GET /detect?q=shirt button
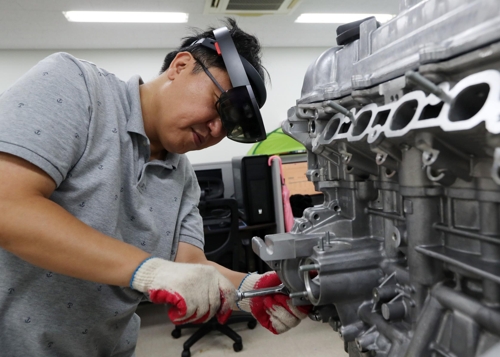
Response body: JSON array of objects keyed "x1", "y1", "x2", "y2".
[{"x1": 143, "y1": 139, "x2": 148, "y2": 146}]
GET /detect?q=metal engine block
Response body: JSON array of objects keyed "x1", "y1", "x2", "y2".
[{"x1": 252, "y1": 1, "x2": 500, "y2": 356}]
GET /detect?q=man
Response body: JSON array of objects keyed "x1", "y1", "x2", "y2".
[{"x1": 0, "y1": 19, "x2": 308, "y2": 356}]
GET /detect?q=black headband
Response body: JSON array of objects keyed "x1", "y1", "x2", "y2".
[{"x1": 191, "y1": 28, "x2": 267, "y2": 108}]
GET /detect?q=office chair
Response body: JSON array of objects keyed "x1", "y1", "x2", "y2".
[{"x1": 171, "y1": 197, "x2": 257, "y2": 357}]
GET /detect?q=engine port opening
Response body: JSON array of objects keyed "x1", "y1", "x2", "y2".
[
  {"x1": 449, "y1": 83, "x2": 489, "y2": 122},
  {"x1": 304, "y1": 264, "x2": 320, "y2": 305},
  {"x1": 308, "y1": 120, "x2": 316, "y2": 134},
  {"x1": 385, "y1": 168, "x2": 396, "y2": 177},
  {"x1": 309, "y1": 270, "x2": 318, "y2": 279},
  {"x1": 390, "y1": 100, "x2": 418, "y2": 130},
  {"x1": 338, "y1": 121, "x2": 351, "y2": 134},
  {"x1": 419, "y1": 102, "x2": 444, "y2": 120},
  {"x1": 352, "y1": 111, "x2": 372, "y2": 136},
  {"x1": 372, "y1": 110, "x2": 390, "y2": 127},
  {"x1": 324, "y1": 119, "x2": 340, "y2": 141}
]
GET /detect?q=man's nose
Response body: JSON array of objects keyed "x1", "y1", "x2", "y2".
[{"x1": 207, "y1": 117, "x2": 225, "y2": 138}]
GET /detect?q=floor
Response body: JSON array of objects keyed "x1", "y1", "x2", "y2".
[{"x1": 135, "y1": 303, "x2": 348, "y2": 357}]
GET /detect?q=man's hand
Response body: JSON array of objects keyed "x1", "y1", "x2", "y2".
[
  {"x1": 236, "y1": 272, "x2": 310, "y2": 334},
  {"x1": 131, "y1": 257, "x2": 235, "y2": 324}
]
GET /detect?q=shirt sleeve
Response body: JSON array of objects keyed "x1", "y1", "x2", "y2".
[
  {"x1": 0, "y1": 52, "x2": 91, "y2": 186},
  {"x1": 176, "y1": 157, "x2": 205, "y2": 250}
]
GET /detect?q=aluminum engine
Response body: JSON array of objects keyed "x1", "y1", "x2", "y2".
[{"x1": 252, "y1": 0, "x2": 500, "y2": 356}]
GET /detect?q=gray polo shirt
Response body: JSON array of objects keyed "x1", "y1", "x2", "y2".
[{"x1": 0, "y1": 52, "x2": 204, "y2": 356}]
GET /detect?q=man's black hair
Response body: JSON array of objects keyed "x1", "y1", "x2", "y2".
[{"x1": 159, "y1": 18, "x2": 267, "y2": 84}]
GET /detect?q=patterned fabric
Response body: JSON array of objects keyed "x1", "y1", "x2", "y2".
[{"x1": 0, "y1": 52, "x2": 204, "y2": 356}]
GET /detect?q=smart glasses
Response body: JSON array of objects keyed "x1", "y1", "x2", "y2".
[{"x1": 191, "y1": 27, "x2": 267, "y2": 143}]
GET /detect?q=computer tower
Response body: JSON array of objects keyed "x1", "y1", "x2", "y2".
[{"x1": 232, "y1": 155, "x2": 275, "y2": 225}]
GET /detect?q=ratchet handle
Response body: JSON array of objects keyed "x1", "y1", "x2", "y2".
[{"x1": 236, "y1": 283, "x2": 289, "y2": 301}]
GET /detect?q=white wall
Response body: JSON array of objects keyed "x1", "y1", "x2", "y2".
[{"x1": 0, "y1": 47, "x2": 327, "y2": 164}]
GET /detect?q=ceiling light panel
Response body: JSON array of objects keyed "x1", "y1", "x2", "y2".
[
  {"x1": 295, "y1": 13, "x2": 395, "y2": 24},
  {"x1": 63, "y1": 11, "x2": 189, "y2": 23}
]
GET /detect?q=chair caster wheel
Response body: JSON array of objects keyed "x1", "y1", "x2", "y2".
[
  {"x1": 171, "y1": 329, "x2": 181, "y2": 339},
  {"x1": 247, "y1": 320, "x2": 257, "y2": 329},
  {"x1": 233, "y1": 342, "x2": 243, "y2": 352},
  {"x1": 181, "y1": 349, "x2": 191, "y2": 357}
]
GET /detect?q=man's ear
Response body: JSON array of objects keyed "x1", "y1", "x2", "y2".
[{"x1": 166, "y1": 52, "x2": 195, "y2": 80}]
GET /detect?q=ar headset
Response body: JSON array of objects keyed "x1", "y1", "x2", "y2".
[{"x1": 191, "y1": 27, "x2": 267, "y2": 143}]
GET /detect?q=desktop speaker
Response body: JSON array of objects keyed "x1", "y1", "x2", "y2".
[{"x1": 232, "y1": 155, "x2": 275, "y2": 225}]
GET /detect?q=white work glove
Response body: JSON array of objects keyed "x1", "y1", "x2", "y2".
[
  {"x1": 236, "y1": 271, "x2": 311, "y2": 334},
  {"x1": 131, "y1": 257, "x2": 235, "y2": 324}
]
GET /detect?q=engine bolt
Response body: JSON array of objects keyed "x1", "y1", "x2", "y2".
[
  {"x1": 324, "y1": 100, "x2": 354, "y2": 120},
  {"x1": 372, "y1": 286, "x2": 398, "y2": 303},
  {"x1": 405, "y1": 71, "x2": 452, "y2": 103},
  {"x1": 299, "y1": 264, "x2": 320, "y2": 272},
  {"x1": 289, "y1": 291, "x2": 308, "y2": 298},
  {"x1": 382, "y1": 301, "x2": 406, "y2": 320}
]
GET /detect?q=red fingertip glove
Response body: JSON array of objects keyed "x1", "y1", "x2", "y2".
[{"x1": 237, "y1": 272, "x2": 311, "y2": 334}]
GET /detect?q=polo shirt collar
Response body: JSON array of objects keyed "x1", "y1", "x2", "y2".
[
  {"x1": 126, "y1": 75, "x2": 147, "y2": 137},
  {"x1": 126, "y1": 75, "x2": 181, "y2": 169}
]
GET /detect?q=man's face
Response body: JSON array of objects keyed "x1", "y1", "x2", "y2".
[{"x1": 152, "y1": 53, "x2": 231, "y2": 155}]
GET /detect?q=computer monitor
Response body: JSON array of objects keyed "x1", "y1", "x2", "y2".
[
  {"x1": 192, "y1": 161, "x2": 235, "y2": 199},
  {"x1": 194, "y1": 168, "x2": 224, "y2": 200},
  {"x1": 231, "y1": 155, "x2": 275, "y2": 225}
]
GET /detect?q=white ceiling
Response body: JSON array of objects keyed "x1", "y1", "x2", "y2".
[{"x1": 0, "y1": 0, "x2": 400, "y2": 50}]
